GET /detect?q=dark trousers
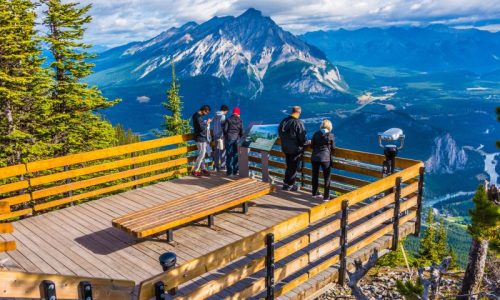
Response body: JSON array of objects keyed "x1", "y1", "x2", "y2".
[
  {"x1": 312, "y1": 161, "x2": 332, "y2": 199},
  {"x1": 284, "y1": 153, "x2": 301, "y2": 187},
  {"x1": 226, "y1": 140, "x2": 239, "y2": 175}
]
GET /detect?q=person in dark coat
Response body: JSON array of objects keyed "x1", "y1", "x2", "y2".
[
  {"x1": 224, "y1": 107, "x2": 243, "y2": 176},
  {"x1": 192, "y1": 105, "x2": 212, "y2": 176},
  {"x1": 310, "y1": 120, "x2": 335, "y2": 201},
  {"x1": 278, "y1": 106, "x2": 307, "y2": 191}
]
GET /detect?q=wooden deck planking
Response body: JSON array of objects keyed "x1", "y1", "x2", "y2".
[{"x1": 2, "y1": 174, "x2": 321, "y2": 283}]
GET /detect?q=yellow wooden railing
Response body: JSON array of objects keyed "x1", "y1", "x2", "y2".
[
  {"x1": 135, "y1": 143, "x2": 424, "y2": 300},
  {"x1": 0, "y1": 134, "x2": 197, "y2": 221},
  {"x1": 0, "y1": 134, "x2": 424, "y2": 299}
]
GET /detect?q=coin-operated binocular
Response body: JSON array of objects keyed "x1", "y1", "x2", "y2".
[{"x1": 378, "y1": 128, "x2": 405, "y2": 176}]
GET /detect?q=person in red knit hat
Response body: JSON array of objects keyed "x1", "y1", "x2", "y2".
[{"x1": 224, "y1": 107, "x2": 243, "y2": 176}]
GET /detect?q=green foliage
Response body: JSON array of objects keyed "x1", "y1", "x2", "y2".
[
  {"x1": 42, "y1": 0, "x2": 119, "y2": 155},
  {"x1": 435, "y1": 218, "x2": 449, "y2": 260},
  {"x1": 159, "y1": 60, "x2": 191, "y2": 137},
  {"x1": 114, "y1": 124, "x2": 140, "y2": 146},
  {"x1": 416, "y1": 208, "x2": 457, "y2": 266},
  {"x1": 377, "y1": 240, "x2": 415, "y2": 267},
  {"x1": 0, "y1": 0, "x2": 53, "y2": 166},
  {"x1": 417, "y1": 208, "x2": 438, "y2": 265},
  {"x1": 468, "y1": 185, "x2": 500, "y2": 242},
  {"x1": 396, "y1": 278, "x2": 424, "y2": 300},
  {"x1": 448, "y1": 247, "x2": 459, "y2": 270}
]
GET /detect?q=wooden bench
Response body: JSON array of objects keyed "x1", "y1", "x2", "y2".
[{"x1": 112, "y1": 178, "x2": 275, "y2": 241}]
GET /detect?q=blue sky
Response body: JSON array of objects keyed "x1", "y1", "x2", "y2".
[{"x1": 70, "y1": 0, "x2": 500, "y2": 47}]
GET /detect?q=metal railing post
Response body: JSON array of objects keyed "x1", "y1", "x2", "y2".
[
  {"x1": 41, "y1": 280, "x2": 57, "y2": 300},
  {"x1": 414, "y1": 167, "x2": 425, "y2": 237},
  {"x1": 265, "y1": 233, "x2": 275, "y2": 300},
  {"x1": 338, "y1": 200, "x2": 349, "y2": 286},
  {"x1": 261, "y1": 151, "x2": 270, "y2": 183},
  {"x1": 392, "y1": 177, "x2": 402, "y2": 250},
  {"x1": 239, "y1": 146, "x2": 250, "y2": 178},
  {"x1": 79, "y1": 281, "x2": 93, "y2": 300},
  {"x1": 131, "y1": 152, "x2": 138, "y2": 189}
]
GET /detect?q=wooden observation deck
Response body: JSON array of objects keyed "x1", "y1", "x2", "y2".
[{"x1": 0, "y1": 134, "x2": 424, "y2": 300}]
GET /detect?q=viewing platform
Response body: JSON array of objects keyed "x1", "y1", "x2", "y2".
[{"x1": 0, "y1": 134, "x2": 424, "y2": 300}]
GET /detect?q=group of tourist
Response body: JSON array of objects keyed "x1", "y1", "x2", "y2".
[
  {"x1": 191, "y1": 105, "x2": 335, "y2": 201},
  {"x1": 191, "y1": 104, "x2": 243, "y2": 177}
]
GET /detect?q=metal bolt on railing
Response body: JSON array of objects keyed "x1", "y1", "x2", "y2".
[
  {"x1": 79, "y1": 281, "x2": 93, "y2": 300},
  {"x1": 41, "y1": 280, "x2": 56, "y2": 300}
]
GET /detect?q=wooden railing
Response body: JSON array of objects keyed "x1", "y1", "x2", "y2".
[
  {"x1": 0, "y1": 134, "x2": 197, "y2": 221},
  {"x1": 0, "y1": 271, "x2": 135, "y2": 299},
  {"x1": 136, "y1": 144, "x2": 424, "y2": 300},
  {"x1": 0, "y1": 134, "x2": 424, "y2": 299}
]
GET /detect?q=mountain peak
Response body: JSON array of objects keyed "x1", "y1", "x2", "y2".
[{"x1": 239, "y1": 8, "x2": 263, "y2": 18}]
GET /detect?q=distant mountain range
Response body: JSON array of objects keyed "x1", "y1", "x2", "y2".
[
  {"x1": 87, "y1": 8, "x2": 354, "y2": 134},
  {"x1": 300, "y1": 25, "x2": 500, "y2": 74}
]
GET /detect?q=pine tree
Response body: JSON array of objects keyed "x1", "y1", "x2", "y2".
[
  {"x1": 159, "y1": 60, "x2": 191, "y2": 137},
  {"x1": 42, "y1": 0, "x2": 119, "y2": 155},
  {"x1": 0, "y1": 0, "x2": 53, "y2": 166},
  {"x1": 459, "y1": 184, "x2": 500, "y2": 298},
  {"x1": 114, "y1": 124, "x2": 140, "y2": 146},
  {"x1": 417, "y1": 208, "x2": 439, "y2": 265},
  {"x1": 448, "y1": 247, "x2": 459, "y2": 271},
  {"x1": 435, "y1": 219, "x2": 449, "y2": 260}
]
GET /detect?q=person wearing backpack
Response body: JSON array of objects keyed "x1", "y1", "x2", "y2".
[
  {"x1": 310, "y1": 119, "x2": 335, "y2": 201},
  {"x1": 224, "y1": 107, "x2": 243, "y2": 176},
  {"x1": 212, "y1": 105, "x2": 229, "y2": 172},
  {"x1": 278, "y1": 106, "x2": 307, "y2": 191}
]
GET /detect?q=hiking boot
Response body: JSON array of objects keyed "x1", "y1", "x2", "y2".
[
  {"x1": 290, "y1": 185, "x2": 301, "y2": 192},
  {"x1": 282, "y1": 184, "x2": 292, "y2": 191},
  {"x1": 192, "y1": 170, "x2": 203, "y2": 177},
  {"x1": 201, "y1": 169, "x2": 211, "y2": 176}
]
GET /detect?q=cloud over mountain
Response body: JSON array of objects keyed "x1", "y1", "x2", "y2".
[{"x1": 72, "y1": 0, "x2": 500, "y2": 47}]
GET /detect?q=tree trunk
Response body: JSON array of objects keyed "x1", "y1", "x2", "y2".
[{"x1": 458, "y1": 238, "x2": 489, "y2": 299}]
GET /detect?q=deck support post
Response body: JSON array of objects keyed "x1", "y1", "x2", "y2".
[
  {"x1": 261, "y1": 151, "x2": 270, "y2": 182},
  {"x1": 41, "y1": 280, "x2": 57, "y2": 300},
  {"x1": 242, "y1": 202, "x2": 249, "y2": 214},
  {"x1": 265, "y1": 233, "x2": 275, "y2": 300},
  {"x1": 414, "y1": 167, "x2": 425, "y2": 237},
  {"x1": 239, "y1": 146, "x2": 250, "y2": 178},
  {"x1": 338, "y1": 200, "x2": 349, "y2": 286},
  {"x1": 79, "y1": 281, "x2": 93, "y2": 300},
  {"x1": 166, "y1": 229, "x2": 173, "y2": 243},
  {"x1": 392, "y1": 177, "x2": 402, "y2": 250},
  {"x1": 208, "y1": 214, "x2": 214, "y2": 228}
]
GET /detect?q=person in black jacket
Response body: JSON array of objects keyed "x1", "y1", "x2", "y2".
[
  {"x1": 311, "y1": 120, "x2": 335, "y2": 201},
  {"x1": 278, "y1": 106, "x2": 307, "y2": 191},
  {"x1": 192, "y1": 105, "x2": 212, "y2": 177},
  {"x1": 224, "y1": 107, "x2": 243, "y2": 176}
]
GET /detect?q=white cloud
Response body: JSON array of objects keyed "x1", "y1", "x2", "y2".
[
  {"x1": 136, "y1": 96, "x2": 151, "y2": 103},
  {"x1": 58, "y1": 0, "x2": 500, "y2": 47}
]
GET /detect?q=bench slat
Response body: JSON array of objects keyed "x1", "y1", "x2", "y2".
[
  {"x1": 116, "y1": 179, "x2": 259, "y2": 229},
  {"x1": 126, "y1": 182, "x2": 268, "y2": 232},
  {"x1": 112, "y1": 178, "x2": 274, "y2": 238},
  {"x1": 112, "y1": 177, "x2": 254, "y2": 225}
]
